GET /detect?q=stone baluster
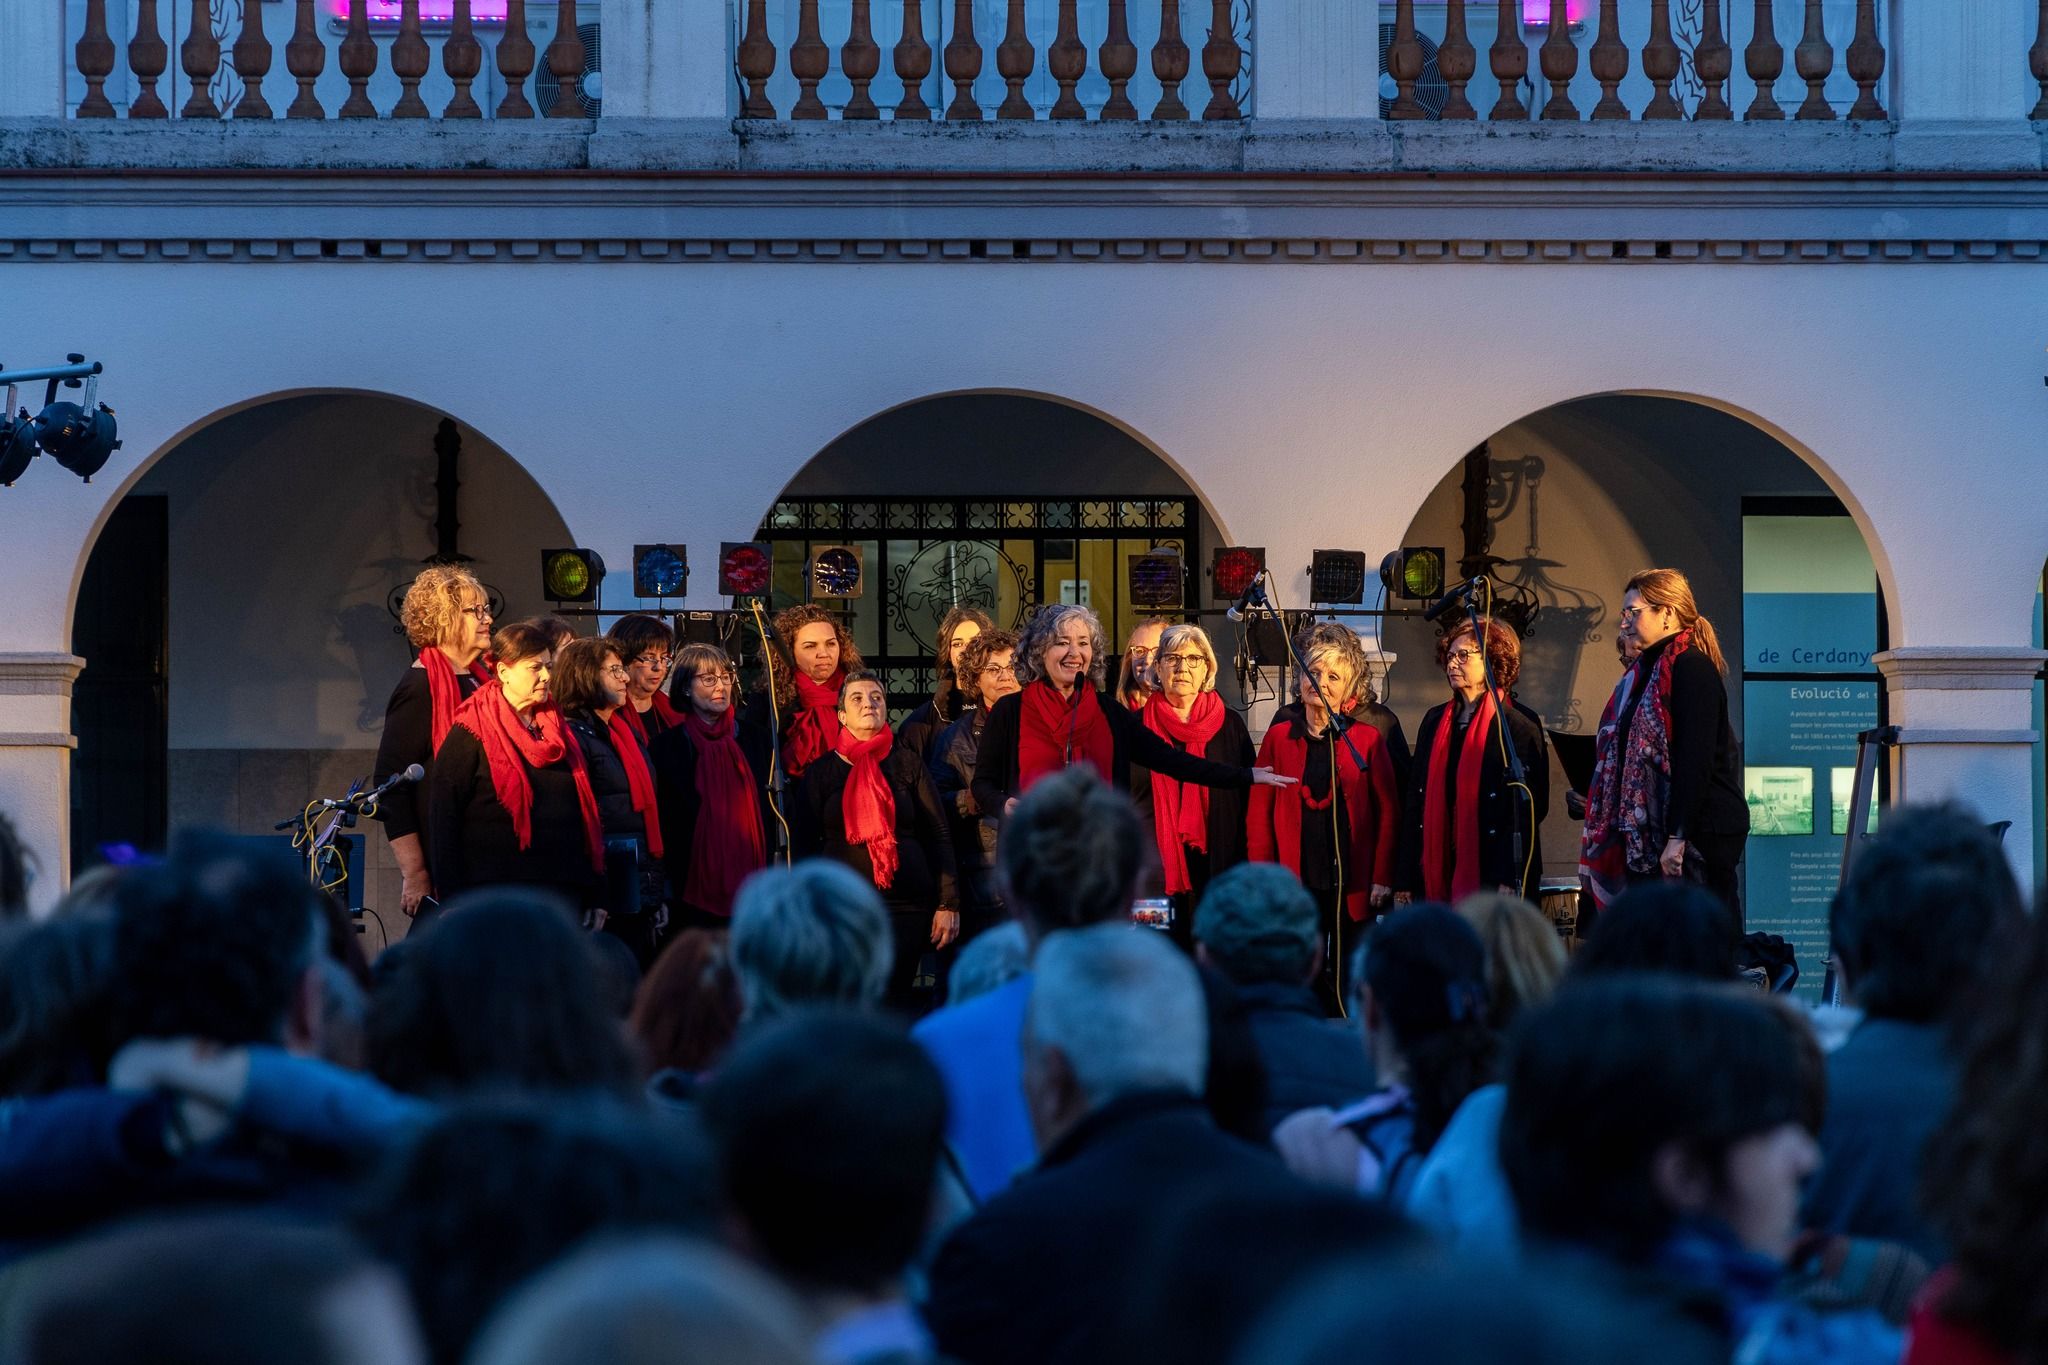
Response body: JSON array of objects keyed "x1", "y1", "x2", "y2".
[
  {"x1": 1844, "y1": 0, "x2": 1884, "y2": 120},
  {"x1": 1099, "y1": 0, "x2": 1138, "y2": 119},
  {"x1": 895, "y1": 0, "x2": 934, "y2": 118},
  {"x1": 338, "y1": 0, "x2": 377, "y2": 116},
  {"x1": 943, "y1": 0, "x2": 983, "y2": 119},
  {"x1": 1539, "y1": 0, "x2": 1578, "y2": 120},
  {"x1": 1743, "y1": 0, "x2": 1784, "y2": 119},
  {"x1": 1201, "y1": 0, "x2": 1241, "y2": 119},
  {"x1": 1386, "y1": 0, "x2": 1424, "y2": 119},
  {"x1": 843, "y1": 0, "x2": 882, "y2": 118},
  {"x1": 1152, "y1": 0, "x2": 1190, "y2": 119},
  {"x1": 738, "y1": 0, "x2": 777, "y2": 117},
  {"x1": 1641, "y1": 0, "x2": 1680, "y2": 118},
  {"x1": 1794, "y1": 0, "x2": 1834, "y2": 119},
  {"x1": 391, "y1": 0, "x2": 430, "y2": 117},
  {"x1": 231, "y1": 0, "x2": 275, "y2": 117},
  {"x1": 180, "y1": 0, "x2": 221, "y2": 117},
  {"x1": 497, "y1": 0, "x2": 537, "y2": 116},
  {"x1": 1048, "y1": 0, "x2": 1086, "y2": 119},
  {"x1": 443, "y1": 0, "x2": 483, "y2": 117},
  {"x1": 1694, "y1": 0, "x2": 1731, "y2": 118},
  {"x1": 1489, "y1": 0, "x2": 1529, "y2": 120},
  {"x1": 1436, "y1": 0, "x2": 1477, "y2": 120},
  {"x1": 1588, "y1": 0, "x2": 1628, "y2": 119},
  {"x1": 127, "y1": 0, "x2": 169, "y2": 117},
  {"x1": 996, "y1": 0, "x2": 1034, "y2": 119},
  {"x1": 286, "y1": 0, "x2": 324, "y2": 118},
  {"x1": 75, "y1": 0, "x2": 116, "y2": 117},
  {"x1": 790, "y1": 0, "x2": 829, "y2": 119},
  {"x1": 546, "y1": 0, "x2": 584, "y2": 117}
]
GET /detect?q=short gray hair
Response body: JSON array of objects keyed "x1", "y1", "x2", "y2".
[
  {"x1": 1193, "y1": 863, "x2": 1320, "y2": 986},
  {"x1": 729, "y1": 862, "x2": 892, "y2": 1021},
  {"x1": 946, "y1": 922, "x2": 1031, "y2": 1006},
  {"x1": 1014, "y1": 604, "x2": 1110, "y2": 691},
  {"x1": 1027, "y1": 924, "x2": 1206, "y2": 1107},
  {"x1": 1146, "y1": 622, "x2": 1220, "y2": 694}
]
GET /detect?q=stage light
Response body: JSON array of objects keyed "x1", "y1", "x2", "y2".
[
  {"x1": 0, "y1": 414, "x2": 35, "y2": 486},
  {"x1": 1378, "y1": 547, "x2": 1446, "y2": 601},
  {"x1": 0, "y1": 356, "x2": 119, "y2": 488},
  {"x1": 808, "y1": 545, "x2": 864, "y2": 600},
  {"x1": 541, "y1": 547, "x2": 605, "y2": 603},
  {"x1": 1309, "y1": 550, "x2": 1370, "y2": 605},
  {"x1": 633, "y1": 544, "x2": 688, "y2": 599},
  {"x1": 1211, "y1": 546, "x2": 1265, "y2": 603},
  {"x1": 35, "y1": 400, "x2": 120, "y2": 482},
  {"x1": 1128, "y1": 550, "x2": 1185, "y2": 610},
  {"x1": 718, "y1": 542, "x2": 773, "y2": 598}
]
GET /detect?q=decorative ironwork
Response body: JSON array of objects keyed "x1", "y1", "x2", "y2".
[{"x1": 886, "y1": 538, "x2": 1036, "y2": 655}]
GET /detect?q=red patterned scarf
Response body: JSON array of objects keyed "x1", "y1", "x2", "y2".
[
  {"x1": 681, "y1": 705, "x2": 767, "y2": 917},
  {"x1": 783, "y1": 671, "x2": 845, "y2": 778},
  {"x1": 1142, "y1": 693, "x2": 1226, "y2": 895},
  {"x1": 604, "y1": 711, "x2": 665, "y2": 860},
  {"x1": 422, "y1": 648, "x2": 490, "y2": 753},
  {"x1": 1580, "y1": 631, "x2": 1690, "y2": 911},
  {"x1": 1421, "y1": 692, "x2": 1496, "y2": 903},
  {"x1": 836, "y1": 728, "x2": 899, "y2": 891},
  {"x1": 1018, "y1": 680, "x2": 1114, "y2": 790},
  {"x1": 450, "y1": 682, "x2": 604, "y2": 873}
]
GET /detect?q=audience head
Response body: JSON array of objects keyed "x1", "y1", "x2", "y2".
[
  {"x1": 0, "y1": 912, "x2": 116, "y2": 1096},
  {"x1": 587, "y1": 932, "x2": 643, "y2": 1021},
  {"x1": 1025, "y1": 924, "x2": 1206, "y2": 1151},
  {"x1": 355, "y1": 1097, "x2": 715, "y2": 1365},
  {"x1": 1571, "y1": 882, "x2": 1737, "y2": 981},
  {"x1": 997, "y1": 766, "x2": 1146, "y2": 946},
  {"x1": 1196, "y1": 961, "x2": 1270, "y2": 1143},
  {"x1": 399, "y1": 562, "x2": 491, "y2": 660},
  {"x1": 11, "y1": 1215, "x2": 424, "y2": 1365},
  {"x1": 946, "y1": 920, "x2": 1031, "y2": 1006},
  {"x1": 931, "y1": 605, "x2": 995, "y2": 711},
  {"x1": 1502, "y1": 976, "x2": 1812, "y2": 1263},
  {"x1": 1017, "y1": 603, "x2": 1110, "y2": 694},
  {"x1": 1453, "y1": 891, "x2": 1566, "y2": 1030},
  {"x1": 0, "y1": 811, "x2": 31, "y2": 920},
  {"x1": 960, "y1": 627, "x2": 1022, "y2": 711},
  {"x1": 629, "y1": 928, "x2": 742, "y2": 1076},
  {"x1": 51, "y1": 862, "x2": 127, "y2": 920},
  {"x1": 550, "y1": 636, "x2": 626, "y2": 716},
  {"x1": 110, "y1": 833, "x2": 326, "y2": 1052},
  {"x1": 365, "y1": 889, "x2": 639, "y2": 1101},
  {"x1": 466, "y1": 1237, "x2": 810, "y2": 1365},
  {"x1": 728, "y1": 862, "x2": 892, "y2": 1022},
  {"x1": 1351, "y1": 903, "x2": 1495, "y2": 1152},
  {"x1": 1830, "y1": 801, "x2": 2024, "y2": 1024},
  {"x1": 1194, "y1": 863, "x2": 1321, "y2": 988},
  {"x1": 701, "y1": 1011, "x2": 946, "y2": 1299}
]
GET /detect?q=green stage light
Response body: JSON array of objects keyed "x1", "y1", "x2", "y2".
[{"x1": 541, "y1": 547, "x2": 605, "y2": 603}]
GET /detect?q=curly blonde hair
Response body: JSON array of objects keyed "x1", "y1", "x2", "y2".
[
  {"x1": 1014, "y1": 604, "x2": 1110, "y2": 692},
  {"x1": 1294, "y1": 621, "x2": 1375, "y2": 714},
  {"x1": 399, "y1": 565, "x2": 486, "y2": 652}
]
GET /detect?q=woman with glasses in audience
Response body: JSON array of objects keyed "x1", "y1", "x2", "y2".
[
  {"x1": 1129, "y1": 623, "x2": 1254, "y2": 940},
  {"x1": 375, "y1": 565, "x2": 495, "y2": 919},
  {"x1": 898, "y1": 606, "x2": 995, "y2": 767},
  {"x1": 651, "y1": 644, "x2": 774, "y2": 933},
  {"x1": 607, "y1": 614, "x2": 682, "y2": 745},
  {"x1": 931, "y1": 628, "x2": 1021, "y2": 929},
  {"x1": 554, "y1": 637, "x2": 668, "y2": 958},
  {"x1": 1395, "y1": 618, "x2": 1550, "y2": 906}
]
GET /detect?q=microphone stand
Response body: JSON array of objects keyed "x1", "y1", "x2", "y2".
[{"x1": 1460, "y1": 580, "x2": 1531, "y2": 884}]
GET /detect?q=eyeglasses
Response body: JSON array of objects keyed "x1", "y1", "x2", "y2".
[
  {"x1": 981, "y1": 664, "x2": 1017, "y2": 679},
  {"x1": 1445, "y1": 648, "x2": 1482, "y2": 665},
  {"x1": 1618, "y1": 605, "x2": 1661, "y2": 624},
  {"x1": 1159, "y1": 653, "x2": 1207, "y2": 671},
  {"x1": 632, "y1": 653, "x2": 672, "y2": 670},
  {"x1": 602, "y1": 665, "x2": 630, "y2": 680},
  {"x1": 694, "y1": 671, "x2": 739, "y2": 688},
  {"x1": 459, "y1": 605, "x2": 493, "y2": 622}
]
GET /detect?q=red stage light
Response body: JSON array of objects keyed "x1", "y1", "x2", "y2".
[
  {"x1": 1211, "y1": 546, "x2": 1265, "y2": 603},
  {"x1": 718, "y1": 542, "x2": 773, "y2": 597}
]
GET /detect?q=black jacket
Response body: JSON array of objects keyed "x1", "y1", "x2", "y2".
[
  {"x1": 1127, "y1": 703, "x2": 1256, "y2": 896},
  {"x1": 898, "y1": 690, "x2": 968, "y2": 769},
  {"x1": 925, "y1": 1091, "x2": 1309, "y2": 1365},
  {"x1": 792, "y1": 743, "x2": 959, "y2": 913},
  {"x1": 1618, "y1": 635, "x2": 1750, "y2": 841},
  {"x1": 971, "y1": 686, "x2": 1251, "y2": 819},
  {"x1": 370, "y1": 661, "x2": 482, "y2": 849},
  {"x1": 648, "y1": 715, "x2": 778, "y2": 911},
  {"x1": 562, "y1": 710, "x2": 644, "y2": 839},
  {"x1": 1396, "y1": 697, "x2": 1552, "y2": 900},
  {"x1": 931, "y1": 706, "x2": 1001, "y2": 911},
  {"x1": 424, "y1": 722, "x2": 597, "y2": 902},
  {"x1": 1358, "y1": 698, "x2": 1414, "y2": 795},
  {"x1": 1233, "y1": 980, "x2": 1376, "y2": 1135}
]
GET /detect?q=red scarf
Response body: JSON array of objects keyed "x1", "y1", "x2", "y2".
[
  {"x1": 783, "y1": 672, "x2": 845, "y2": 778},
  {"x1": 1142, "y1": 693, "x2": 1227, "y2": 895},
  {"x1": 421, "y1": 648, "x2": 490, "y2": 753},
  {"x1": 449, "y1": 682, "x2": 604, "y2": 874},
  {"x1": 604, "y1": 711, "x2": 664, "y2": 860},
  {"x1": 1421, "y1": 693, "x2": 1496, "y2": 902},
  {"x1": 681, "y1": 705, "x2": 767, "y2": 917},
  {"x1": 1017, "y1": 680, "x2": 1114, "y2": 790},
  {"x1": 836, "y1": 729, "x2": 898, "y2": 891},
  {"x1": 617, "y1": 691, "x2": 685, "y2": 746}
]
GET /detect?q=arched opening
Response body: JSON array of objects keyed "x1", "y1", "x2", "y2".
[
  {"x1": 757, "y1": 393, "x2": 1231, "y2": 716},
  {"x1": 68, "y1": 392, "x2": 573, "y2": 923},
  {"x1": 1382, "y1": 395, "x2": 1887, "y2": 995}
]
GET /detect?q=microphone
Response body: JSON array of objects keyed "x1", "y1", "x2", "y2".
[
  {"x1": 1423, "y1": 576, "x2": 1487, "y2": 624},
  {"x1": 355, "y1": 763, "x2": 425, "y2": 810},
  {"x1": 1225, "y1": 573, "x2": 1269, "y2": 623}
]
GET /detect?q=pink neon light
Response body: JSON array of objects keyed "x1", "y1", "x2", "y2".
[
  {"x1": 1522, "y1": 0, "x2": 1587, "y2": 22},
  {"x1": 325, "y1": 0, "x2": 513, "y2": 20}
]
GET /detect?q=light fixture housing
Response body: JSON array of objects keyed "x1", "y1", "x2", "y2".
[
  {"x1": 808, "y1": 545, "x2": 864, "y2": 600},
  {"x1": 541, "y1": 547, "x2": 605, "y2": 604},
  {"x1": 1210, "y1": 546, "x2": 1265, "y2": 603},
  {"x1": 1377, "y1": 547, "x2": 1446, "y2": 601},
  {"x1": 1127, "y1": 550, "x2": 1185, "y2": 610},
  {"x1": 36, "y1": 401, "x2": 121, "y2": 482},
  {"x1": 1309, "y1": 550, "x2": 1370, "y2": 605},
  {"x1": 633, "y1": 544, "x2": 688, "y2": 599},
  {"x1": 718, "y1": 542, "x2": 774, "y2": 598}
]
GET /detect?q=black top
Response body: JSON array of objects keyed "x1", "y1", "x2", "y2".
[
  {"x1": 562, "y1": 710, "x2": 643, "y2": 839},
  {"x1": 371, "y1": 661, "x2": 482, "y2": 846},
  {"x1": 648, "y1": 714, "x2": 779, "y2": 907},
  {"x1": 1615, "y1": 635, "x2": 1749, "y2": 842},
  {"x1": 931, "y1": 705, "x2": 1002, "y2": 905},
  {"x1": 1234, "y1": 980, "x2": 1376, "y2": 1135},
  {"x1": 425, "y1": 723, "x2": 598, "y2": 903},
  {"x1": 1395, "y1": 697, "x2": 1552, "y2": 900},
  {"x1": 898, "y1": 690, "x2": 967, "y2": 769},
  {"x1": 971, "y1": 687, "x2": 1253, "y2": 819},
  {"x1": 626, "y1": 697, "x2": 678, "y2": 743},
  {"x1": 792, "y1": 743, "x2": 960, "y2": 913},
  {"x1": 1127, "y1": 704, "x2": 1256, "y2": 892},
  {"x1": 1358, "y1": 699, "x2": 1414, "y2": 795},
  {"x1": 1300, "y1": 739, "x2": 1338, "y2": 892}
]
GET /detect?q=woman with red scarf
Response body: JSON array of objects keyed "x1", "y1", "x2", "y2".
[
  {"x1": 608, "y1": 613, "x2": 683, "y2": 745},
  {"x1": 744, "y1": 603, "x2": 865, "y2": 782},
  {"x1": 374, "y1": 565, "x2": 495, "y2": 919},
  {"x1": 651, "y1": 643, "x2": 774, "y2": 933},
  {"x1": 1248, "y1": 622, "x2": 1400, "y2": 1008},
  {"x1": 1129, "y1": 623, "x2": 1253, "y2": 940},
  {"x1": 973, "y1": 605, "x2": 1291, "y2": 825},
  {"x1": 426, "y1": 621, "x2": 606, "y2": 912},
  {"x1": 555, "y1": 636, "x2": 670, "y2": 962},
  {"x1": 1394, "y1": 618, "x2": 1550, "y2": 906},
  {"x1": 792, "y1": 671, "x2": 958, "y2": 1013}
]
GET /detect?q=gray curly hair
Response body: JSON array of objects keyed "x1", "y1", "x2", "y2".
[
  {"x1": 1014, "y1": 604, "x2": 1110, "y2": 691},
  {"x1": 1294, "y1": 621, "x2": 1376, "y2": 713}
]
